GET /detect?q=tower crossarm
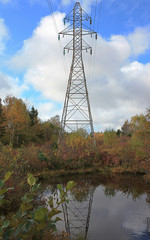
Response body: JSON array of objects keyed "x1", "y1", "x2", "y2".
[
  {"x1": 59, "y1": 26, "x2": 96, "y2": 36},
  {"x1": 58, "y1": 2, "x2": 97, "y2": 53}
]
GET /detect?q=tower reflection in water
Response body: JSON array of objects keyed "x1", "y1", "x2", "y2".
[{"x1": 62, "y1": 180, "x2": 95, "y2": 239}]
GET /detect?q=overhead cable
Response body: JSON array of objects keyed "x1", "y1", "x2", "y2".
[{"x1": 46, "y1": 0, "x2": 68, "y2": 77}]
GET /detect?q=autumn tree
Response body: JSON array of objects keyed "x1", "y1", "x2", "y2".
[
  {"x1": 129, "y1": 112, "x2": 150, "y2": 164},
  {"x1": 130, "y1": 114, "x2": 147, "y2": 132},
  {"x1": 103, "y1": 128, "x2": 117, "y2": 148},
  {"x1": 121, "y1": 120, "x2": 133, "y2": 136},
  {"x1": 145, "y1": 107, "x2": 150, "y2": 135},
  {"x1": 3, "y1": 96, "x2": 30, "y2": 146},
  {"x1": 42, "y1": 115, "x2": 61, "y2": 143},
  {"x1": 0, "y1": 98, "x2": 6, "y2": 141}
]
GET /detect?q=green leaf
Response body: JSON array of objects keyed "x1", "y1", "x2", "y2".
[
  {"x1": 57, "y1": 198, "x2": 66, "y2": 206},
  {"x1": 27, "y1": 174, "x2": 36, "y2": 187},
  {"x1": 20, "y1": 203, "x2": 33, "y2": 211},
  {"x1": 4, "y1": 172, "x2": 12, "y2": 182},
  {"x1": 66, "y1": 181, "x2": 75, "y2": 191},
  {"x1": 34, "y1": 207, "x2": 48, "y2": 222},
  {"x1": 48, "y1": 208, "x2": 61, "y2": 219},
  {"x1": 48, "y1": 196, "x2": 54, "y2": 209},
  {"x1": 0, "y1": 198, "x2": 6, "y2": 207},
  {"x1": 10, "y1": 218, "x2": 19, "y2": 228},
  {"x1": 31, "y1": 183, "x2": 40, "y2": 192},
  {"x1": 0, "y1": 180, "x2": 4, "y2": 188},
  {"x1": 54, "y1": 217, "x2": 62, "y2": 223},
  {"x1": 57, "y1": 184, "x2": 63, "y2": 191},
  {"x1": 0, "y1": 189, "x2": 7, "y2": 197},
  {"x1": 24, "y1": 219, "x2": 34, "y2": 232},
  {"x1": 22, "y1": 193, "x2": 33, "y2": 203},
  {"x1": 14, "y1": 224, "x2": 24, "y2": 238},
  {"x1": 15, "y1": 210, "x2": 22, "y2": 219},
  {"x1": 2, "y1": 220, "x2": 10, "y2": 229},
  {"x1": 3, "y1": 228, "x2": 14, "y2": 240},
  {"x1": 47, "y1": 222, "x2": 56, "y2": 232}
]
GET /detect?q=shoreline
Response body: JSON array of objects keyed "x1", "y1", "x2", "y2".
[{"x1": 34, "y1": 166, "x2": 150, "y2": 183}]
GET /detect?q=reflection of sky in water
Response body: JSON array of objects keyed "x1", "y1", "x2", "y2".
[
  {"x1": 88, "y1": 187, "x2": 150, "y2": 240},
  {"x1": 40, "y1": 182, "x2": 150, "y2": 240}
]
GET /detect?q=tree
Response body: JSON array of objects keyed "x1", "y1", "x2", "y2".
[
  {"x1": 130, "y1": 114, "x2": 147, "y2": 132},
  {"x1": 0, "y1": 98, "x2": 2, "y2": 117},
  {"x1": 29, "y1": 122, "x2": 45, "y2": 143},
  {"x1": 129, "y1": 113, "x2": 149, "y2": 163},
  {"x1": 76, "y1": 128, "x2": 88, "y2": 138},
  {"x1": 121, "y1": 120, "x2": 133, "y2": 136},
  {"x1": 3, "y1": 96, "x2": 30, "y2": 146},
  {"x1": 145, "y1": 107, "x2": 150, "y2": 134},
  {"x1": 146, "y1": 107, "x2": 150, "y2": 121},
  {"x1": 103, "y1": 128, "x2": 117, "y2": 148},
  {"x1": 29, "y1": 106, "x2": 38, "y2": 126},
  {"x1": 49, "y1": 115, "x2": 61, "y2": 142},
  {"x1": 49, "y1": 115, "x2": 60, "y2": 131},
  {"x1": 116, "y1": 129, "x2": 122, "y2": 137},
  {"x1": 0, "y1": 98, "x2": 6, "y2": 140}
]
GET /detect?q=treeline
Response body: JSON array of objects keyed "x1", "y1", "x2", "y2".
[
  {"x1": 117, "y1": 109, "x2": 150, "y2": 137},
  {"x1": 0, "y1": 95, "x2": 150, "y2": 175},
  {"x1": 0, "y1": 96, "x2": 60, "y2": 147},
  {"x1": 97, "y1": 107, "x2": 150, "y2": 172}
]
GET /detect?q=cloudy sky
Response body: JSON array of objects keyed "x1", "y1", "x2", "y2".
[{"x1": 0, "y1": 0, "x2": 150, "y2": 131}]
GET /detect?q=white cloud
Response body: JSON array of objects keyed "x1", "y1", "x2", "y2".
[
  {"x1": 0, "y1": 72, "x2": 28, "y2": 100},
  {"x1": 37, "y1": 102, "x2": 62, "y2": 121},
  {"x1": 0, "y1": 20, "x2": 26, "y2": 101},
  {"x1": 0, "y1": 19, "x2": 9, "y2": 54},
  {"x1": 10, "y1": 13, "x2": 67, "y2": 103},
  {"x1": 128, "y1": 27, "x2": 150, "y2": 55},
  {"x1": 9, "y1": 14, "x2": 150, "y2": 131}
]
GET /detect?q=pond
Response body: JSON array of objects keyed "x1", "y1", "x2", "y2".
[{"x1": 40, "y1": 174, "x2": 150, "y2": 240}]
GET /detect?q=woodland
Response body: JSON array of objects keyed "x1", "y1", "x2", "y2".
[
  {"x1": 0, "y1": 95, "x2": 150, "y2": 175},
  {"x1": 0, "y1": 95, "x2": 150, "y2": 239}
]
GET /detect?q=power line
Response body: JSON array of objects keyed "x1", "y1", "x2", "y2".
[
  {"x1": 90, "y1": 0, "x2": 94, "y2": 20},
  {"x1": 46, "y1": 0, "x2": 59, "y2": 33},
  {"x1": 93, "y1": 0, "x2": 98, "y2": 30},
  {"x1": 59, "y1": 0, "x2": 63, "y2": 13},
  {"x1": 88, "y1": 0, "x2": 103, "y2": 104},
  {"x1": 46, "y1": 0, "x2": 68, "y2": 78},
  {"x1": 97, "y1": 0, "x2": 103, "y2": 33},
  {"x1": 91, "y1": 0, "x2": 103, "y2": 96},
  {"x1": 87, "y1": 0, "x2": 94, "y2": 93},
  {"x1": 88, "y1": 0, "x2": 98, "y2": 99}
]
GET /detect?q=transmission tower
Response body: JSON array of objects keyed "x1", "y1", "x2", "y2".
[{"x1": 58, "y1": 2, "x2": 97, "y2": 137}]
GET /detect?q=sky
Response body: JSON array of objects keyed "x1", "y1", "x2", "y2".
[{"x1": 0, "y1": 0, "x2": 150, "y2": 132}]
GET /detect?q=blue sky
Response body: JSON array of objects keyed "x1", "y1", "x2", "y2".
[{"x1": 0, "y1": 0, "x2": 150, "y2": 131}]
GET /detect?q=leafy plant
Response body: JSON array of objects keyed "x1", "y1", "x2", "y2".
[{"x1": 0, "y1": 173, "x2": 75, "y2": 240}]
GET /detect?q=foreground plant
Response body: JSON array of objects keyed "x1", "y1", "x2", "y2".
[{"x1": 0, "y1": 172, "x2": 75, "y2": 240}]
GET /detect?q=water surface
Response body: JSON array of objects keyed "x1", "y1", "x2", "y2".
[{"x1": 40, "y1": 174, "x2": 150, "y2": 240}]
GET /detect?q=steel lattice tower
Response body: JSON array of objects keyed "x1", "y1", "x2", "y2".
[{"x1": 59, "y1": 2, "x2": 97, "y2": 136}]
